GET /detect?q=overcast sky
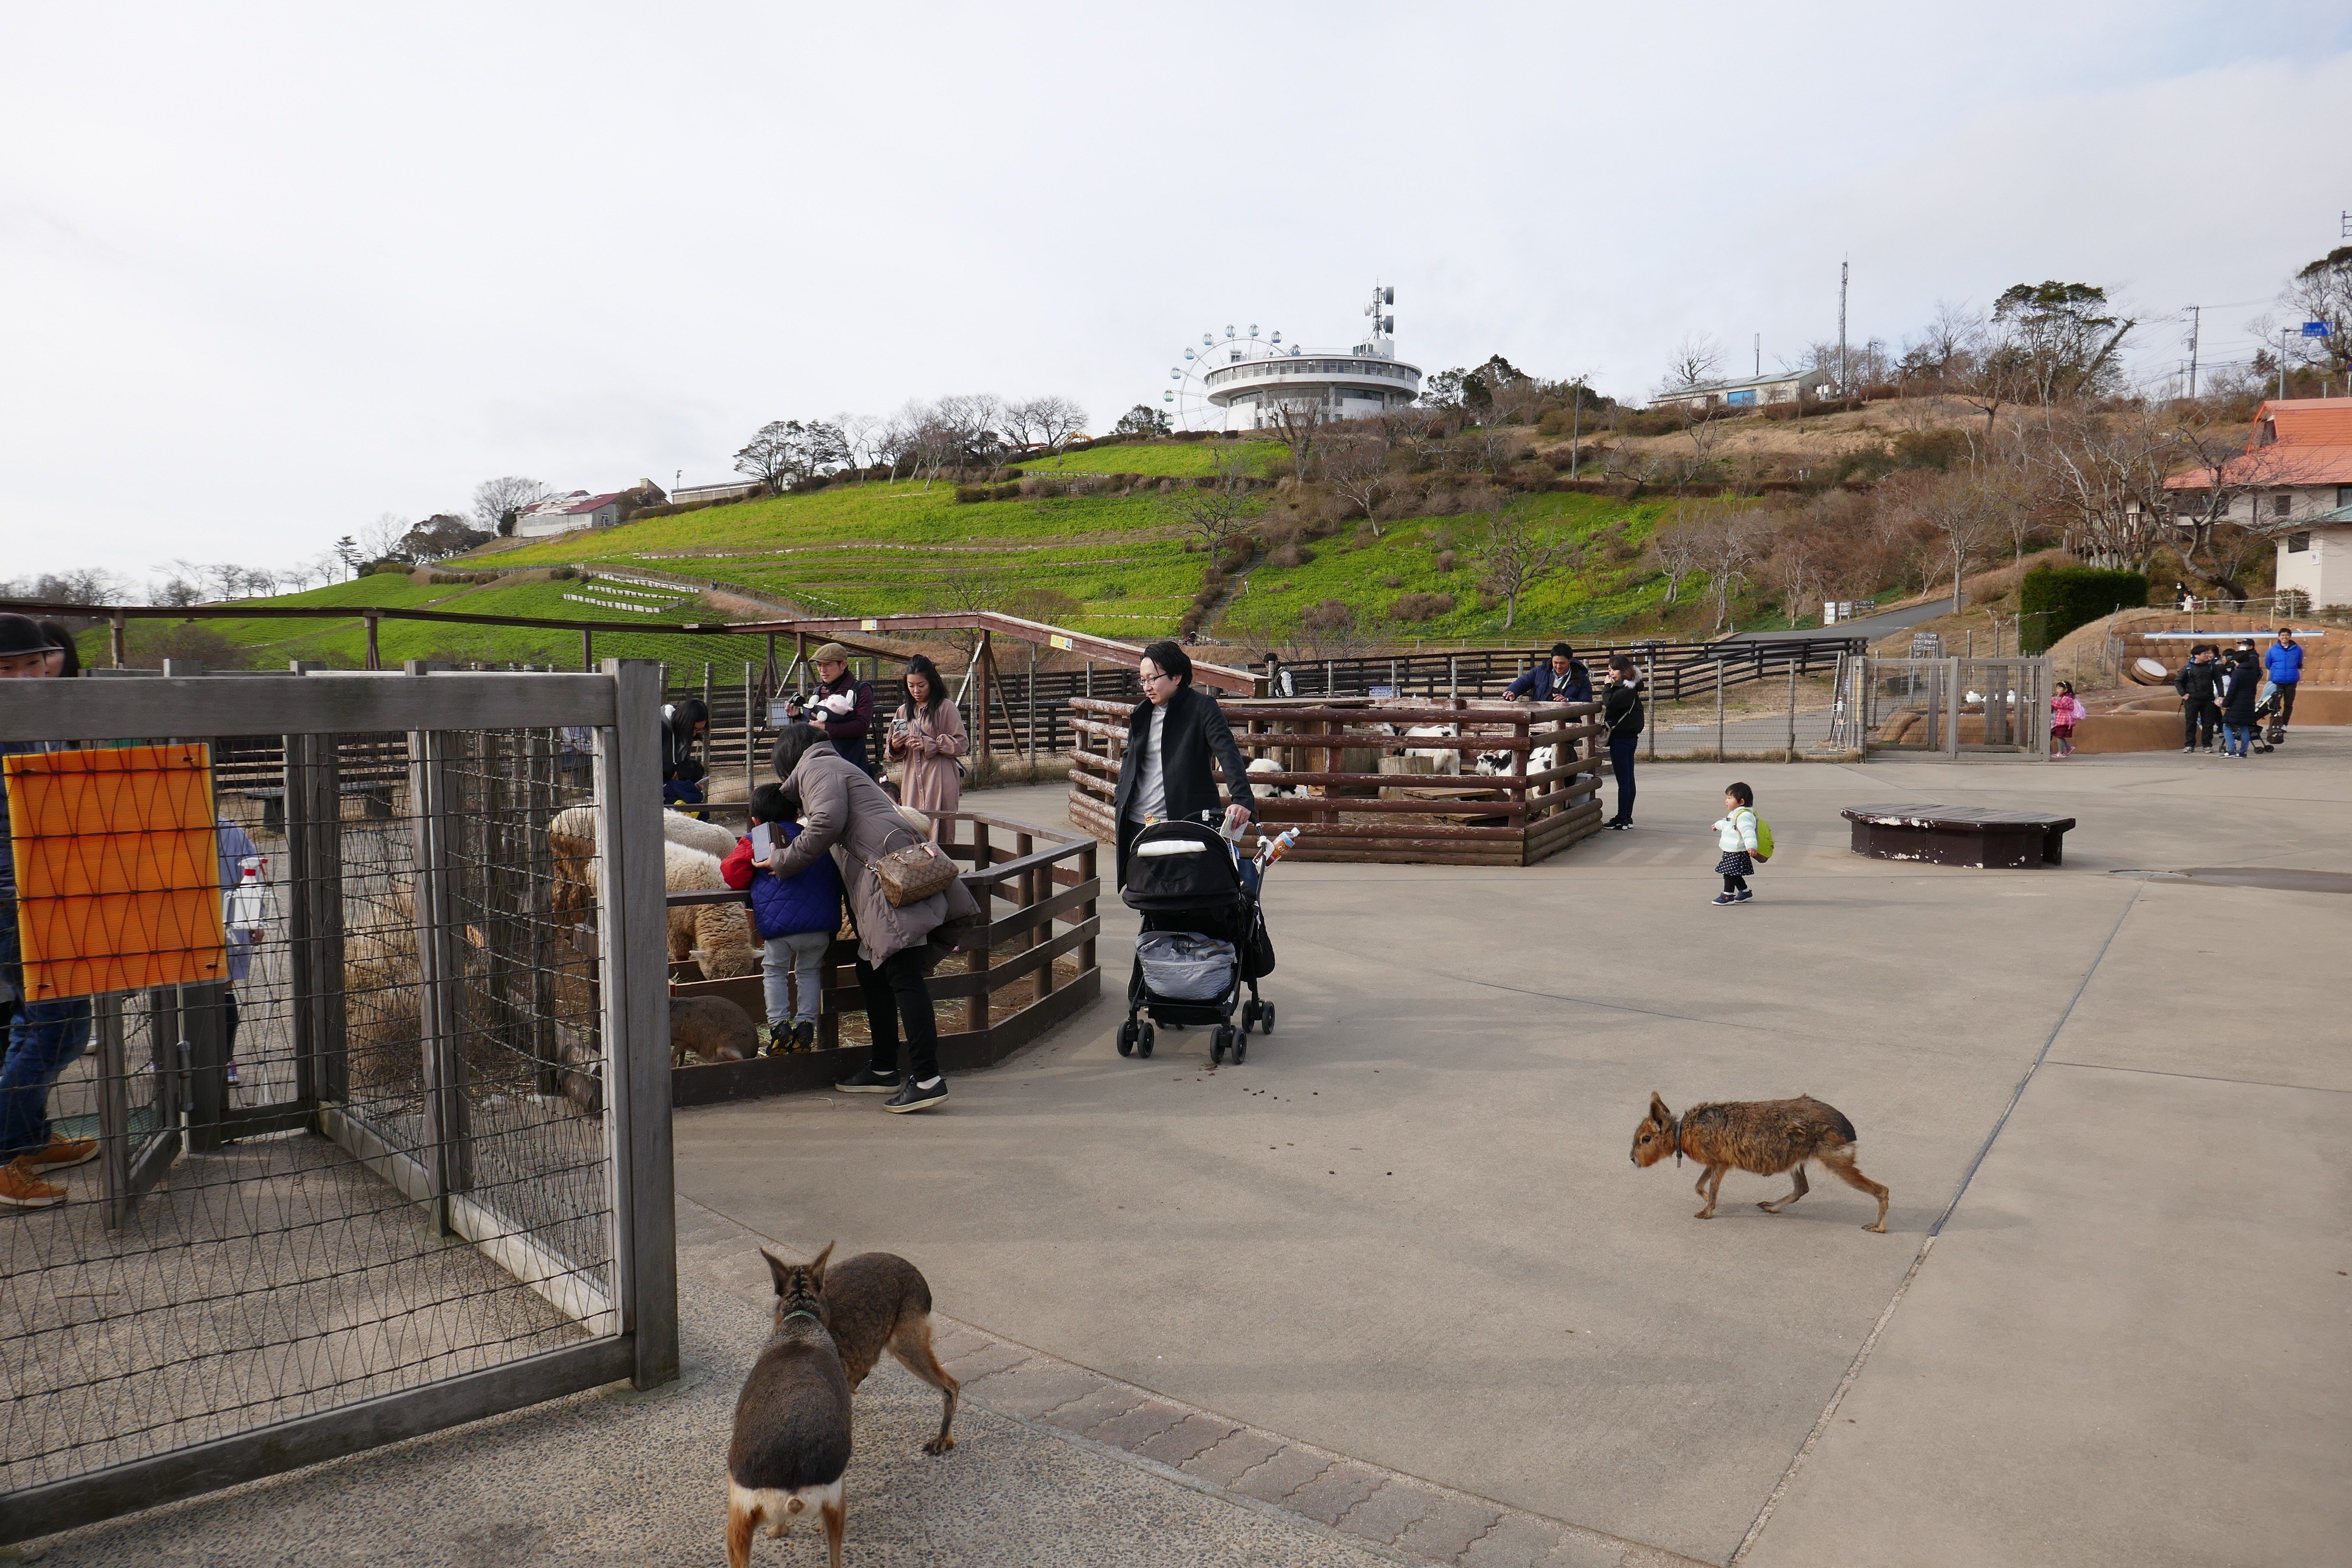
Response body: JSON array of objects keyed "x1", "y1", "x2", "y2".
[{"x1": 6, "y1": 2, "x2": 2350, "y2": 583}]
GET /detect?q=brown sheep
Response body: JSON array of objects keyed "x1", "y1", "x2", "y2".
[{"x1": 1631, "y1": 1091, "x2": 1890, "y2": 1233}]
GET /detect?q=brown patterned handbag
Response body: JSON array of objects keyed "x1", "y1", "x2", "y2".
[{"x1": 869, "y1": 827, "x2": 958, "y2": 907}]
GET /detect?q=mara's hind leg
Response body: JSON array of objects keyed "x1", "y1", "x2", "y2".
[
  {"x1": 726, "y1": 1495, "x2": 759, "y2": 1568},
  {"x1": 1819, "y1": 1145, "x2": 1890, "y2": 1232},
  {"x1": 888, "y1": 1312, "x2": 962, "y2": 1454},
  {"x1": 1694, "y1": 1164, "x2": 1728, "y2": 1219},
  {"x1": 821, "y1": 1494, "x2": 845, "y2": 1568},
  {"x1": 1759, "y1": 1163, "x2": 1810, "y2": 1214}
]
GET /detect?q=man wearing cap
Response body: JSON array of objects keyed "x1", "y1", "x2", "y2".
[
  {"x1": 797, "y1": 643, "x2": 879, "y2": 781},
  {"x1": 0, "y1": 612, "x2": 101, "y2": 1209}
]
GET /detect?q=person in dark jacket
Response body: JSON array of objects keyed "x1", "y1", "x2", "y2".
[
  {"x1": 1506, "y1": 642, "x2": 1592, "y2": 706},
  {"x1": 2173, "y1": 645, "x2": 2222, "y2": 753},
  {"x1": 795, "y1": 642, "x2": 879, "y2": 779},
  {"x1": 659, "y1": 698, "x2": 710, "y2": 814},
  {"x1": 721, "y1": 782, "x2": 845, "y2": 1054},
  {"x1": 1109, "y1": 640, "x2": 1256, "y2": 888},
  {"x1": 2217, "y1": 648, "x2": 2262, "y2": 758},
  {"x1": 1600, "y1": 656, "x2": 1644, "y2": 830}
]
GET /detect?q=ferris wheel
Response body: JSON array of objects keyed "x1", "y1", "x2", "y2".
[{"x1": 1163, "y1": 322, "x2": 1298, "y2": 431}]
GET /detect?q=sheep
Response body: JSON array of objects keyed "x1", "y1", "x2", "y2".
[{"x1": 548, "y1": 806, "x2": 760, "y2": 980}]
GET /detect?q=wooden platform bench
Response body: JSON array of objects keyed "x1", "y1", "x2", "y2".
[{"x1": 1840, "y1": 803, "x2": 2076, "y2": 869}]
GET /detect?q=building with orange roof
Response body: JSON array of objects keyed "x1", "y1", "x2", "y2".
[{"x1": 2165, "y1": 398, "x2": 2352, "y2": 609}]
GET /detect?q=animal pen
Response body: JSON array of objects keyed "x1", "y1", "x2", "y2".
[
  {"x1": 1066, "y1": 696, "x2": 1606, "y2": 867},
  {"x1": 0, "y1": 663, "x2": 678, "y2": 1544}
]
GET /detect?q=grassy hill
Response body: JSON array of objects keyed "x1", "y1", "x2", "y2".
[{"x1": 130, "y1": 439, "x2": 1774, "y2": 668}]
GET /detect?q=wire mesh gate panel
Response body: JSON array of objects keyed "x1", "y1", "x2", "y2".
[
  {"x1": 0, "y1": 664, "x2": 676, "y2": 1545},
  {"x1": 1857, "y1": 658, "x2": 2052, "y2": 757}
]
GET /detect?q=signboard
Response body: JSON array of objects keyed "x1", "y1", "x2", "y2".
[
  {"x1": 1049, "y1": 634, "x2": 1073, "y2": 651},
  {"x1": 1368, "y1": 685, "x2": 1396, "y2": 698},
  {"x1": 860, "y1": 618, "x2": 879, "y2": 631},
  {"x1": 2303, "y1": 321, "x2": 2331, "y2": 338}
]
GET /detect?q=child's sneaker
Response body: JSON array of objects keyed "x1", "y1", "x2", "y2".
[
  {"x1": 791, "y1": 1021, "x2": 816, "y2": 1052},
  {"x1": 1711, "y1": 892, "x2": 1737, "y2": 906},
  {"x1": 1, "y1": 1156, "x2": 66, "y2": 1209},
  {"x1": 1733, "y1": 888, "x2": 1754, "y2": 903}
]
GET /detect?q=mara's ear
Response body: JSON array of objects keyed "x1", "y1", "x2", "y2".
[
  {"x1": 1648, "y1": 1091, "x2": 1673, "y2": 1125},
  {"x1": 761, "y1": 1248, "x2": 793, "y2": 1296},
  {"x1": 808, "y1": 1241, "x2": 835, "y2": 1289}
]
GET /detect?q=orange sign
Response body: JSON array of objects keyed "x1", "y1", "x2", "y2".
[{"x1": 5, "y1": 744, "x2": 228, "y2": 1000}]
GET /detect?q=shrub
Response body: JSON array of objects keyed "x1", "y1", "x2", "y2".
[
  {"x1": 953, "y1": 484, "x2": 989, "y2": 504},
  {"x1": 1382, "y1": 574, "x2": 1403, "y2": 589},
  {"x1": 1268, "y1": 542, "x2": 1314, "y2": 567},
  {"x1": 2018, "y1": 566, "x2": 2151, "y2": 652},
  {"x1": 1434, "y1": 549, "x2": 1457, "y2": 572},
  {"x1": 1891, "y1": 429, "x2": 1962, "y2": 471},
  {"x1": 548, "y1": 566, "x2": 577, "y2": 579},
  {"x1": 1389, "y1": 591, "x2": 1456, "y2": 622},
  {"x1": 1299, "y1": 597, "x2": 1352, "y2": 634},
  {"x1": 1174, "y1": 429, "x2": 1210, "y2": 442}
]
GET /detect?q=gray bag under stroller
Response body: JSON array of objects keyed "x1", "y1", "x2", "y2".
[{"x1": 1134, "y1": 931, "x2": 1237, "y2": 1004}]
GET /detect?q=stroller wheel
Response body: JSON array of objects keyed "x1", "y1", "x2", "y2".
[
  {"x1": 1137, "y1": 1024, "x2": 1155, "y2": 1059},
  {"x1": 1231, "y1": 1032, "x2": 1248, "y2": 1065},
  {"x1": 1260, "y1": 1002, "x2": 1276, "y2": 1036},
  {"x1": 1116, "y1": 1020, "x2": 1137, "y2": 1058},
  {"x1": 1210, "y1": 1028, "x2": 1228, "y2": 1066}
]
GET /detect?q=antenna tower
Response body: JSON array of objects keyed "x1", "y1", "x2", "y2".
[{"x1": 1838, "y1": 258, "x2": 1849, "y2": 394}]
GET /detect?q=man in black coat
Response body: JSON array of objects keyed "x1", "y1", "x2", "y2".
[
  {"x1": 2172, "y1": 644, "x2": 2222, "y2": 753},
  {"x1": 1110, "y1": 640, "x2": 1256, "y2": 888}
]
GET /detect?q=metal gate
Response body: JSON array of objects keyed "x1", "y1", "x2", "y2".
[
  {"x1": 1858, "y1": 657, "x2": 2052, "y2": 757},
  {"x1": 1, "y1": 661, "x2": 676, "y2": 1545}
]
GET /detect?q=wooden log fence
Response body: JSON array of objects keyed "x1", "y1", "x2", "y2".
[{"x1": 1067, "y1": 695, "x2": 1606, "y2": 867}]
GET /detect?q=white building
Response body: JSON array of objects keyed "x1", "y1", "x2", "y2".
[
  {"x1": 1648, "y1": 368, "x2": 1826, "y2": 412},
  {"x1": 514, "y1": 490, "x2": 631, "y2": 538},
  {"x1": 1172, "y1": 286, "x2": 1422, "y2": 431},
  {"x1": 2163, "y1": 398, "x2": 2352, "y2": 609}
]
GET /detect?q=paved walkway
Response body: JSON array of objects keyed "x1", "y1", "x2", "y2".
[{"x1": 21, "y1": 740, "x2": 2348, "y2": 1566}]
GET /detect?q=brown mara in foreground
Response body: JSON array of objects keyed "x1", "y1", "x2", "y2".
[{"x1": 1631, "y1": 1091, "x2": 1891, "y2": 1232}]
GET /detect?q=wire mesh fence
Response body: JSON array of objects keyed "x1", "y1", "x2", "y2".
[{"x1": 1, "y1": 666, "x2": 674, "y2": 1542}]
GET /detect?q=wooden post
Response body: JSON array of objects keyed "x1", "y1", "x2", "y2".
[
  {"x1": 1078, "y1": 840, "x2": 1098, "y2": 974},
  {"x1": 581, "y1": 627, "x2": 592, "y2": 672},
  {"x1": 974, "y1": 631, "x2": 994, "y2": 772},
  {"x1": 365, "y1": 612, "x2": 381, "y2": 671},
  {"x1": 743, "y1": 662, "x2": 756, "y2": 796},
  {"x1": 1715, "y1": 660, "x2": 1726, "y2": 763},
  {"x1": 1026, "y1": 644, "x2": 1037, "y2": 762},
  {"x1": 110, "y1": 610, "x2": 126, "y2": 669},
  {"x1": 1786, "y1": 660, "x2": 1798, "y2": 761},
  {"x1": 967, "y1": 820, "x2": 991, "y2": 1035}
]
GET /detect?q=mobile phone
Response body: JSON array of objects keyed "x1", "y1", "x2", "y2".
[{"x1": 750, "y1": 823, "x2": 774, "y2": 864}]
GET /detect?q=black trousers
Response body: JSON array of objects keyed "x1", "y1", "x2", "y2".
[
  {"x1": 1608, "y1": 736, "x2": 1638, "y2": 822},
  {"x1": 2183, "y1": 703, "x2": 2218, "y2": 747},
  {"x1": 2274, "y1": 683, "x2": 2296, "y2": 726},
  {"x1": 858, "y1": 948, "x2": 940, "y2": 1082}
]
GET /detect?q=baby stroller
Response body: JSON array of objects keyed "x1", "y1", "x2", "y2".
[{"x1": 1118, "y1": 817, "x2": 1279, "y2": 1066}]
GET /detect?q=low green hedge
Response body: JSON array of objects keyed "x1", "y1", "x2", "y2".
[{"x1": 2019, "y1": 566, "x2": 2150, "y2": 652}]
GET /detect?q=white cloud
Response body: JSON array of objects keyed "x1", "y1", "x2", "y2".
[{"x1": 3, "y1": 2, "x2": 2349, "y2": 579}]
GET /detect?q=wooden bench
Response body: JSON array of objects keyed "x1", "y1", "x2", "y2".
[{"x1": 1840, "y1": 803, "x2": 2076, "y2": 869}]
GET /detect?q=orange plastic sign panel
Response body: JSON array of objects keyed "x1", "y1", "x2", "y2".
[{"x1": 5, "y1": 744, "x2": 228, "y2": 1001}]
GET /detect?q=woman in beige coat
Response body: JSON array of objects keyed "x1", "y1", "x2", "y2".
[
  {"x1": 769, "y1": 723, "x2": 980, "y2": 1113},
  {"x1": 886, "y1": 654, "x2": 967, "y2": 820}
]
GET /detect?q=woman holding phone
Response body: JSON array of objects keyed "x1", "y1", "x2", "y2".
[{"x1": 887, "y1": 654, "x2": 968, "y2": 824}]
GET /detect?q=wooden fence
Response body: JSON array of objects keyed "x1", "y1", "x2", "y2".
[
  {"x1": 665, "y1": 808, "x2": 1100, "y2": 1103},
  {"x1": 1067, "y1": 696, "x2": 1606, "y2": 867}
]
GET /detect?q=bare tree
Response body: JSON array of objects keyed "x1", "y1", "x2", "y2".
[
  {"x1": 358, "y1": 514, "x2": 411, "y2": 564},
  {"x1": 1687, "y1": 510, "x2": 1765, "y2": 631},
  {"x1": 1476, "y1": 499, "x2": 1574, "y2": 632},
  {"x1": 1159, "y1": 447, "x2": 1266, "y2": 591},
  {"x1": 1662, "y1": 333, "x2": 1723, "y2": 395},
  {"x1": 832, "y1": 412, "x2": 882, "y2": 477},
  {"x1": 925, "y1": 563, "x2": 1004, "y2": 665},
  {"x1": 934, "y1": 393, "x2": 1006, "y2": 465},
  {"x1": 202, "y1": 562, "x2": 250, "y2": 601},
  {"x1": 472, "y1": 475, "x2": 551, "y2": 536},
  {"x1": 1643, "y1": 504, "x2": 1705, "y2": 604},
  {"x1": 2280, "y1": 246, "x2": 2352, "y2": 382},
  {"x1": 1029, "y1": 394, "x2": 1088, "y2": 454},
  {"x1": 1266, "y1": 395, "x2": 1329, "y2": 480},
  {"x1": 1758, "y1": 512, "x2": 1830, "y2": 625},
  {"x1": 1321, "y1": 436, "x2": 1390, "y2": 532},
  {"x1": 1896, "y1": 475, "x2": 2006, "y2": 612}
]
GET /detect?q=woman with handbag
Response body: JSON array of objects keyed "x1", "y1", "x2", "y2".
[
  {"x1": 887, "y1": 653, "x2": 968, "y2": 823},
  {"x1": 769, "y1": 722, "x2": 980, "y2": 1113}
]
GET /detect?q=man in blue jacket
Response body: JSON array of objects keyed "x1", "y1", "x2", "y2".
[
  {"x1": 1507, "y1": 643, "x2": 1592, "y2": 704},
  {"x1": 2263, "y1": 628, "x2": 2304, "y2": 734}
]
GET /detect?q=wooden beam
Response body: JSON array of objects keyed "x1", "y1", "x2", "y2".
[{"x1": 0, "y1": 671, "x2": 616, "y2": 742}]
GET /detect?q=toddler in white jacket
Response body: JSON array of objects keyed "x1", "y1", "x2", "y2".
[{"x1": 1711, "y1": 782, "x2": 1761, "y2": 906}]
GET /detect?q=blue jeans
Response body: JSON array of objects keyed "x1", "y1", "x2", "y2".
[
  {"x1": 2223, "y1": 724, "x2": 2252, "y2": 757},
  {"x1": 0, "y1": 915, "x2": 95, "y2": 1160},
  {"x1": 762, "y1": 931, "x2": 831, "y2": 1027}
]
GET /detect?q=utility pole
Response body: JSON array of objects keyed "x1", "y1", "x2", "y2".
[
  {"x1": 1754, "y1": 333, "x2": 1761, "y2": 377},
  {"x1": 2184, "y1": 304, "x2": 2201, "y2": 399},
  {"x1": 1838, "y1": 257, "x2": 1849, "y2": 395}
]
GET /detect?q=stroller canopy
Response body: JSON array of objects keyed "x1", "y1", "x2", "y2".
[{"x1": 1121, "y1": 820, "x2": 1245, "y2": 913}]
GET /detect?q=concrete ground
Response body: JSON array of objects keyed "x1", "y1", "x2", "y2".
[
  {"x1": 19, "y1": 738, "x2": 2346, "y2": 1566},
  {"x1": 677, "y1": 741, "x2": 2352, "y2": 1566}
]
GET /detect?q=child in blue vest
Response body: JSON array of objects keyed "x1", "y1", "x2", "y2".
[{"x1": 720, "y1": 783, "x2": 844, "y2": 1053}]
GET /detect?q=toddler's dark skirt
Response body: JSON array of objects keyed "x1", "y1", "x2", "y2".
[{"x1": 1715, "y1": 849, "x2": 1754, "y2": 877}]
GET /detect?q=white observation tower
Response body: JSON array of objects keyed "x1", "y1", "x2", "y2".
[{"x1": 1165, "y1": 284, "x2": 1421, "y2": 431}]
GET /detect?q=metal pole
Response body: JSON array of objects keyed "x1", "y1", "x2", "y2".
[
  {"x1": 582, "y1": 628, "x2": 592, "y2": 672},
  {"x1": 1786, "y1": 661, "x2": 1798, "y2": 761},
  {"x1": 1644, "y1": 649, "x2": 1657, "y2": 762},
  {"x1": 110, "y1": 610, "x2": 126, "y2": 669}
]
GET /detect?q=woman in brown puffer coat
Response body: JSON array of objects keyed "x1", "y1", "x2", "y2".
[{"x1": 768, "y1": 723, "x2": 980, "y2": 1112}]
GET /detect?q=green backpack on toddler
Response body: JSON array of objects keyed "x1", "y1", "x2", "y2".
[{"x1": 1740, "y1": 807, "x2": 1774, "y2": 862}]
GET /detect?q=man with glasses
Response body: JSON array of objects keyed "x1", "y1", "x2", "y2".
[{"x1": 1110, "y1": 640, "x2": 1256, "y2": 889}]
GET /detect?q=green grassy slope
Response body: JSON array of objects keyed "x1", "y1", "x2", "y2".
[
  {"x1": 148, "y1": 475, "x2": 1716, "y2": 667},
  {"x1": 1014, "y1": 441, "x2": 1283, "y2": 477}
]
